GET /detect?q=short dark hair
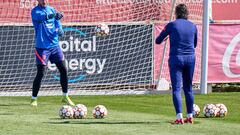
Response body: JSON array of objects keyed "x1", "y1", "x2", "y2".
[{"x1": 175, "y1": 4, "x2": 189, "y2": 19}]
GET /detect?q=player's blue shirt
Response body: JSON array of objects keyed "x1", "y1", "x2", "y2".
[
  {"x1": 156, "y1": 19, "x2": 198, "y2": 56},
  {"x1": 31, "y1": 5, "x2": 62, "y2": 49}
]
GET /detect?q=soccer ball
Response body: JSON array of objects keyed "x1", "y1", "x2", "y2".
[
  {"x1": 59, "y1": 105, "x2": 74, "y2": 119},
  {"x1": 215, "y1": 103, "x2": 227, "y2": 117},
  {"x1": 193, "y1": 104, "x2": 201, "y2": 118},
  {"x1": 203, "y1": 104, "x2": 217, "y2": 118},
  {"x1": 92, "y1": 105, "x2": 108, "y2": 119},
  {"x1": 73, "y1": 104, "x2": 88, "y2": 119},
  {"x1": 95, "y1": 23, "x2": 110, "y2": 37}
]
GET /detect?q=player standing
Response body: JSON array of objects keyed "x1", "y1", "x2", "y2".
[
  {"x1": 156, "y1": 4, "x2": 198, "y2": 124},
  {"x1": 30, "y1": 0, "x2": 75, "y2": 106}
]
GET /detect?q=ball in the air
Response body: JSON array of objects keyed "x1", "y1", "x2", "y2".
[{"x1": 95, "y1": 23, "x2": 110, "y2": 37}]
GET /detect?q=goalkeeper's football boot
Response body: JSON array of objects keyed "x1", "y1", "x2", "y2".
[
  {"x1": 184, "y1": 117, "x2": 194, "y2": 124},
  {"x1": 62, "y1": 96, "x2": 75, "y2": 106},
  {"x1": 171, "y1": 119, "x2": 184, "y2": 125},
  {"x1": 30, "y1": 99, "x2": 37, "y2": 107}
]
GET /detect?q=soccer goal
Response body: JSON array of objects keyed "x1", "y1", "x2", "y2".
[{"x1": 0, "y1": 0, "x2": 208, "y2": 96}]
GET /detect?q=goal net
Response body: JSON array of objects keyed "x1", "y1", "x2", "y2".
[{"x1": 0, "y1": 0, "x2": 203, "y2": 96}]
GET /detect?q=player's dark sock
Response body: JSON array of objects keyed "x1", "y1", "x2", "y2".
[
  {"x1": 56, "y1": 61, "x2": 68, "y2": 93},
  {"x1": 32, "y1": 65, "x2": 45, "y2": 97}
]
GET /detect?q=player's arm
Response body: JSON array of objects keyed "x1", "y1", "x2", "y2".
[
  {"x1": 31, "y1": 9, "x2": 55, "y2": 22},
  {"x1": 194, "y1": 25, "x2": 198, "y2": 48},
  {"x1": 53, "y1": 8, "x2": 64, "y2": 37},
  {"x1": 31, "y1": 7, "x2": 63, "y2": 22},
  {"x1": 55, "y1": 20, "x2": 64, "y2": 37},
  {"x1": 52, "y1": 8, "x2": 64, "y2": 21},
  {"x1": 155, "y1": 23, "x2": 171, "y2": 44}
]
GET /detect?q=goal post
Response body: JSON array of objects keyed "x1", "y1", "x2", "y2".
[
  {"x1": 156, "y1": 0, "x2": 176, "y2": 90},
  {"x1": 0, "y1": 0, "x2": 206, "y2": 96},
  {"x1": 200, "y1": 0, "x2": 211, "y2": 94}
]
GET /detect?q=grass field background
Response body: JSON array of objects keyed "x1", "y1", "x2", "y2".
[{"x1": 0, "y1": 92, "x2": 239, "y2": 135}]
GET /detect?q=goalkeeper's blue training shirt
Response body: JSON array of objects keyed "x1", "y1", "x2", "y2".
[
  {"x1": 155, "y1": 18, "x2": 198, "y2": 56},
  {"x1": 31, "y1": 5, "x2": 62, "y2": 49}
]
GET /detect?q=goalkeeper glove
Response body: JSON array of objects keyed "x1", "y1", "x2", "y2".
[
  {"x1": 56, "y1": 28, "x2": 64, "y2": 37},
  {"x1": 46, "y1": 13, "x2": 55, "y2": 20},
  {"x1": 55, "y1": 12, "x2": 64, "y2": 20}
]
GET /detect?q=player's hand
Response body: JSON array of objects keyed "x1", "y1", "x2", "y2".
[
  {"x1": 55, "y1": 12, "x2": 64, "y2": 20},
  {"x1": 164, "y1": 36, "x2": 169, "y2": 41},
  {"x1": 46, "y1": 13, "x2": 55, "y2": 20},
  {"x1": 56, "y1": 28, "x2": 64, "y2": 37}
]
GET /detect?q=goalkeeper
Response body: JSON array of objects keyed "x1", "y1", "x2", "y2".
[
  {"x1": 30, "y1": 0, "x2": 74, "y2": 106},
  {"x1": 156, "y1": 4, "x2": 198, "y2": 124}
]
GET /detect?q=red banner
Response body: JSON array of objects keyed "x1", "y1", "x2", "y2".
[
  {"x1": 0, "y1": 0, "x2": 239, "y2": 23},
  {"x1": 154, "y1": 24, "x2": 240, "y2": 83},
  {"x1": 212, "y1": 2, "x2": 240, "y2": 20},
  {"x1": 208, "y1": 24, "x2": 240, "y2": 83}
]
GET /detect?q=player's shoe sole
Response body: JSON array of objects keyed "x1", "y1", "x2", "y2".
[{"x1": 62, "y1": 96, "x2": 75, "y2": 106}]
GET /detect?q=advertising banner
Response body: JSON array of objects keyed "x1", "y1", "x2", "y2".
[
  {"x1": 154, "y1": 24, "x2": 240, "y2": 83},
  {"x1": 0, "y1": 25, "x2": 153, "y2": 86},
  {"x1": 208, "y1": 24, "x2": 240, "y2": 83},
  {"x1": 212, "y1": 2, "x2": 240, "y2": 20}
]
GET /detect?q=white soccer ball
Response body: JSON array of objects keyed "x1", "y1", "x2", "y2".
[
  {"x1": 73, "y1": 104, "x2": 88, "y2": 119},
  {"x1": 95, "y1": 23, "x2": 110, "y2": 37},
  {"x1": 59, "y1": 105, "x2": 74, "y2": 119},
  {"x1": 203, "y1": 104, "x2": 217, "y2": 118},
  {"x1": 92, "y1": 105, "x2": 108, "y2": 119},
  {"x1": 215, "y1": 103, "x2": 227, "y2": 117},
  {"x1": 193, "y1": 104, "x2": 201, "y2": 118}
]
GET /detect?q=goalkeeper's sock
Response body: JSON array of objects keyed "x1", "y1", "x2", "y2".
[
  {"x1": 63, "y1": 92, "x2": 68, "y2": 97},
  {"x1": 32, "y1": 96, "x2": 37, "y2": 100}
]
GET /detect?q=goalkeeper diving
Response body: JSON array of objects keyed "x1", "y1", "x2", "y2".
[{"x1": 30, "y1": 0, "x2": 74, "y2": 106}]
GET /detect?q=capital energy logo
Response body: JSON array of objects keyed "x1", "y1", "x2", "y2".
[
  {"x1": 222, "y1": 32, "x2": 240, "y2": 78},
  {"x1": 48, "y1": 27, "x2": 107, "y2": 82}
]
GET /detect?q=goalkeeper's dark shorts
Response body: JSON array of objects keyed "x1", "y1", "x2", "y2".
[{"x1": 34, "y1": 46, "x2": 64, "y2": 65}]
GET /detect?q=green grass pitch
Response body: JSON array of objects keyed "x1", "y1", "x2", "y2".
[{"x1": 0, "y1": 92, "x2": 240, "y2": 135}]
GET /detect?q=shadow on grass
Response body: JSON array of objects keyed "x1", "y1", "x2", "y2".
[
  {"x1": 49, "y1": 117, "x2": 96, "y2": 120},
  {"x1": 0, "y1": 113, "x2": 14, "y2": 115},
  {"x1": 44, "y1": 120, "x2": 164, "y2": 125},
  {"x1": 47, "y1": 117, "x2": 201, "y2": 125},
  {"x1": 196, "y1": 116, "x2": 214, "y2": 119},
  {"x1": 0, "y1": 103, "x2": 29, "y2": 106},
  {"x1": 0, "y1": 104, "x2": 11, "y2": 106},
  {"x1": 46, "y1": 120, "x2": 201, "y2": 125}
]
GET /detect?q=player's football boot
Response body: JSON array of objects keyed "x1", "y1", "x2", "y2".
[
  {"x1": 30, "y1": 99, "x2": 37, "y2": 106},
  {"x1": 62, "y1": 96, "x2": 75, "y2": 106},
  {"x1": 184, "y1": 117, "x2": 194, "y2": 124},
  {"x1": 171, "y1": 119, "x2": 184, "y2": 125}
]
